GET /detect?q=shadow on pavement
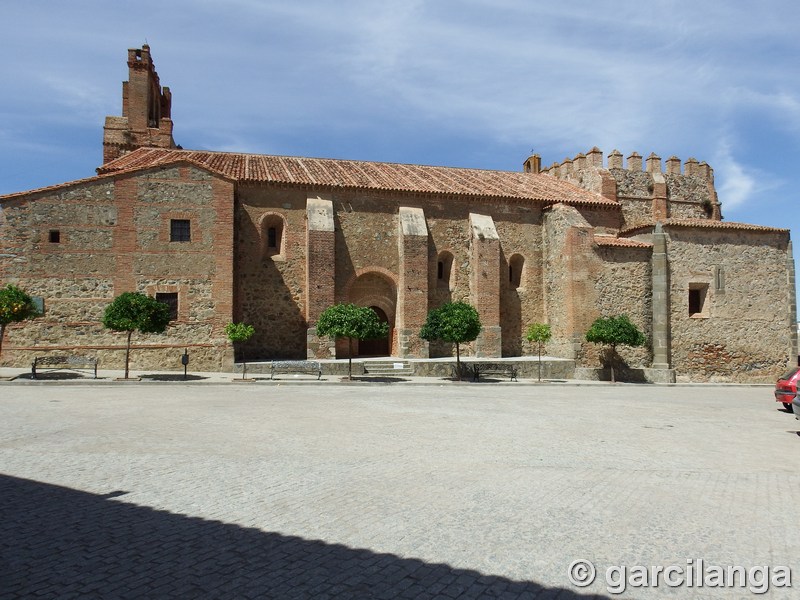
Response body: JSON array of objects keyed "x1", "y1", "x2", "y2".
[
  {"x1": 140, "y1": 374, "x2": 209, "y2": 382},
  {"x1": 16, "y1": 372, "x2": 89, "y2": 381},
  {"x1": 347, "y1": 376, "x2": 409, "y2": 383},
  {"x1": 1, "y1": 474, "x2": 610, "y2": 599}
]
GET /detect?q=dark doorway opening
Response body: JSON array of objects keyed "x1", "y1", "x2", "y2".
[{"x1": 358, "y1": 306, "x2": 390, "y2": 356}]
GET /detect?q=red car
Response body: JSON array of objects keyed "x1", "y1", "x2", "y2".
[{"x1": 775, "y1": 367, "x2": 800, "y2": 411}]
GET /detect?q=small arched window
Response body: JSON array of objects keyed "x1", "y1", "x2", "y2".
[
  {"x1": 261, "y1": 213, "x2": 286, "y2": 259},
  {"x1": 508, "y1": 254, "x2": 524, "y2": 289},
  {"x1": 436, "y1": 251, "x2": 454, "y2": 289}
]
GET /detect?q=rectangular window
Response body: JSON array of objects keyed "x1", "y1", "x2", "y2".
[
  {"x1": 49, "y1": 230, "x2": 61, "y2": 243},
  {"x1": 170, "y1": 219, "x2": 191, "y2": 242},
  {"x1": 688, "y1": 283, "x2": 709, "y2": 317},
  {"x1": 156, "y1": 292, "x2": 179, "y2": 321}
]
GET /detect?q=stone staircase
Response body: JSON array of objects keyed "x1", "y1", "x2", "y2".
[{"x1": 362, "y1": 360, "x2": 413, "y2": 377}]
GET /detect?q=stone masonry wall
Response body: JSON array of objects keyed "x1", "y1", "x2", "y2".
[
  {"x1": 236, "y1": 184, "x2": 309, "y2": 360},
  {"x1": 230, "y1": 185, "x2": 560, "y2": 361},
  {"x1": 666, "y1": 228, "x2": 793, "y2": 382},
  {"x1": 576, "y1": 246, "x2": 653, "y2": 371},
  {"x1": 540, "y1": 149, "x2": 720, "y2": 230},
  {"x1": 0, "y1": 166, "x2": 234, "y2": 372}
]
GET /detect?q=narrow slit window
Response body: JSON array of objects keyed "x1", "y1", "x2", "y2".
[
  {"x1": 508, "y1": 254, "x2": 524, "y2": 289},
  {"x1": 436, "y1": 252, "x2": 453, "y2": 288},
  {"x1": 49, "y1": 230, "x2": 61, "y2": 243},
  {"x1": 262, "y1": 215, "x2": 285, "y2": 258}
]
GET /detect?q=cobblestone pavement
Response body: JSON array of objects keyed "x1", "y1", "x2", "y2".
[{"x1": 1, "y1": 382, "x2": 799, "y2": 599}]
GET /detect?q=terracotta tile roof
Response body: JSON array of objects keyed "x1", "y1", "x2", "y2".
[
  {"x1": 0, "y1": 172, "x2": 121, "y2": 203},
  {"x1": 97, "y1": 147, "x2": 618, "y2": 207},
  {"x1": 594, "y1": 236, "x2": 652, "y2": 248},
  {"x1": 620, "y1": 219, "x2": 789, "y2": 235}
]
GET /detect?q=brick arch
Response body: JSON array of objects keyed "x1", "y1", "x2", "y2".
[
  {"x1": 508, "y1": 253, "x2": 525, "y2": 289},
  {"x1": 257, "y1": 211, "x2": 287, "y2": 259},
  {"x1": 343, "y1": 268, "x2": 398, "y2": 356}
]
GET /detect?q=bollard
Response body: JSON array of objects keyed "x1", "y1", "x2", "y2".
[{"x1": 181, "y1": 349, "x2": 189, "y2": 380}]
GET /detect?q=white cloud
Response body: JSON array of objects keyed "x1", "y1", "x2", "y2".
[{"x1": 713, "y1": 140, "x2": 757, "y2": 211}]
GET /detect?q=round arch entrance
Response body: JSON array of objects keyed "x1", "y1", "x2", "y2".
[
  {"x1": 358, "y1": 306, "x2": 390, "y2": 356},
  {"x1": 345, "y1": 270, "x2": 397, "y2": 357}
]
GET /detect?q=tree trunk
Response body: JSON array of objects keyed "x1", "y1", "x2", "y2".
[
  {"x1": 125, "y1": 330, "x2": 132, "y2": 379},
  {"x1": 456, "y1": 342, "x2": 461, "y2": 381},
  {"x1": 537, "y1": 341, "x2": 542, "y2": 382},
  {"x1": 348, "y1": 337, "x2": 353, "y2": 380},
  {"x1": 0, "y1": 323, "x2": 5, "y2": 361},
  {"x1": 609, "y1": 344, "x2": 616, "y2": 384}
]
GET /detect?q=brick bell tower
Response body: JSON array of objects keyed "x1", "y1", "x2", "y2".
[{"x1": 102, "y1": 44, "x2": 176, "y2": 163}]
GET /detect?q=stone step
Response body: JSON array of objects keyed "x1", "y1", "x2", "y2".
[
  {"x1": 363, "y1": 361, "x2": 412, "y2": 376},
  {"x1": 362, "y1": 369, "x2": 414, "y2": 376}
]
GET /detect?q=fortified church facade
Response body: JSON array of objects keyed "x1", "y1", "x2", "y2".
[{"x1": 0, "y1": 46, "x2": 796, "y2": 381}]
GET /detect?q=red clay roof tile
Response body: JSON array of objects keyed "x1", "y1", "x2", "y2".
[
  {"x1": 594, "y1": 236, "x2": 652, "y2": 248},
  {"x1": 96, "y1": 147, "x2": 618, "y2": 207},
  {"x1": 620, "y1": 219, "x2": 788, "y2": 235}
]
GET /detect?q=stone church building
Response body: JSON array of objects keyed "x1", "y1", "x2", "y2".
[{"x1": 0, "y1": 45, "x2": 796, "y2": 381}]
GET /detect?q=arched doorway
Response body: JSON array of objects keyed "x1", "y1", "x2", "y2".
[
  {"x1": 358, "y1": 306, "x2": 390, "y2": 356},
  {"x1": 344, "y1": 269, "x2": 397, "y2": 357}
]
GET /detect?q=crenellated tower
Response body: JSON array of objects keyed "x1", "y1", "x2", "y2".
[
  {"x1": 102, "y1": 44, "x2": 176, "y2": 163},
  {"x1": 525, "y1": 147, "x2": 722, "y2": 230}
]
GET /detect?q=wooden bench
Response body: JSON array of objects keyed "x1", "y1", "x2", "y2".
[
  {"x1": 270, "y1": 360, "x2": 322, "y2": 380},
  {"x1": 472, "y1": 362, "x2": 518, "y2": 382},
  {"x1": 31, "y1": 355, "x2": 98, "y2": 379}
]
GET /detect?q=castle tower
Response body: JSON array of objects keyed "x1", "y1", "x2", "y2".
[{"x1": 102, "y1": 44, "x2": 176, "y2": 163}]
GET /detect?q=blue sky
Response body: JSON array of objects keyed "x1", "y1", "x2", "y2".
[{"x1": 2, "y1": 0, "x2": 799, "y2": 236}]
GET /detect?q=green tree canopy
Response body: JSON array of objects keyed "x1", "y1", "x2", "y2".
[
  {"x1": 225, "y1": 322, "x2": 256, "y2": 379},
  {"x1": 0, "y1": 284, "x2": 41, "y2": 359},
  {"x1": 585, "y1": 315, "x2": 646, "y2": 383},
  {"x1": 420, "y1": 302, "x2": 482, "y2": 379},
  {"x1": 316, "y1": 303, "x2": 389, "y2": 379},
  {"x1": 102, "y1": 292, "x2": 172, "y2": 378},
  {"x1": 225, "y1": 322, "x2": 255, "y2": 343},
  {"x1": 525, "y1": 323, "x2": 552, "y2": 382}
]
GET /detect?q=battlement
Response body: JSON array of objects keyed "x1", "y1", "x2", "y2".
[
  {"x1": 525, "y1": 147, "x2": 721, "y2": 226},
  {"x1": 527, "y1": 147, "x2": 714, "y2": 182}
]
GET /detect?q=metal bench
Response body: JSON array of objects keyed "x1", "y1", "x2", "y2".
[
  {"x1": 270, "y1": 360, "x2": 322, "y2": 380},
  {"x1": 31, "y1": 355, "x2": 98, "y2": 379},
  {"x1": 472, "y1": 362, "x2": 518, "y2": 382}
]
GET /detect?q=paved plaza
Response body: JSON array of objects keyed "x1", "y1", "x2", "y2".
[{"x1": 1, "y1": 380, "x2": 799, "y2": 598}]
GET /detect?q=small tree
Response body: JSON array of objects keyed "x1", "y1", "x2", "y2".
[
  {"x1": 316, "y1": 303, "x2": 389, "y2": 379},
  {"x1": 102, "y1": 292, "x2": 171, "y2": 379},
  {"x1": 420, "y1": 302, "x2": 482, "y2": 380},
  {"x1": 225, "y1": 322, "x2": 255, "y2": 380},
  {"x1": 0, "y1": 284, "x2": 40, "y2": 360},
  {"x1": 585, "y1": 315, "x2": 646, "y2": 383},
  {"x1": 526, "y1": 323, "x2": 552, "y2": 382}
]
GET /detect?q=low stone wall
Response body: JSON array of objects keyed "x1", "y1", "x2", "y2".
[{"x1": 574, "y1": 366, "x2": 676, "y2": 384}]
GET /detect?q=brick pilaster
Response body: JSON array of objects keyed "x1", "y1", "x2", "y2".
[
  {"x1": 306, "y1": 195, "x2": 336, "y2": 359},
  {"x1": 651, "y1": 172, "x2": 668, "y2": 221},
  {"x1": 397, "y1": 207, "x2": 429, "y2": 358},
  {"x1": 469, "y1": 213, "x2": 501, "y2": 357},
  {"x1": 112, "y1": 177, "x2": 138, "y2": 294},
  {"x1": 651, "y1": 223, "x2": 671, "y2": 369}
]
